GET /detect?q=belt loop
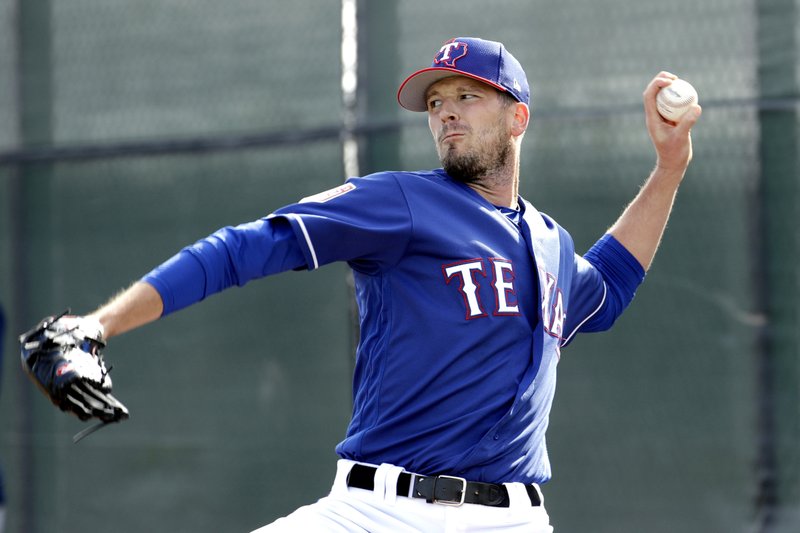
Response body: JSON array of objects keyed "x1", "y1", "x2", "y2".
[
  {"x1": 383, "y1": 465, "x2": 404, "y2": 505},
  {"x1": 373, "y1": 463, "x2": 404, "y2": 504},
  {"x1": 333, "y1": 459, "x2": 357, "y2": 495},
  {"x1": 531, "y1": 483, "x2": 545, "y2": 505},
  {"x1": 406, "y1": 473, "x2": 417, "y2": 498},
  {"x1": 373, "y1": 463, "x2": 391, "y2": 501},
  {"x1": 504, "y1": 482, "x2": 533, "y2": 508}
]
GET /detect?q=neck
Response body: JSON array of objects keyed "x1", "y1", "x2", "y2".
[
  {"x1": 467, "y1": 178, "x2": 517, "y2": 208},
  {"x1": 466, "y1": 152, "x2": 520, "y2": 209}
]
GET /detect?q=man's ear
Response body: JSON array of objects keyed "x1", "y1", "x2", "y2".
[{"x1": 511, "y1": 102, "x2": 530, "y2": 137}]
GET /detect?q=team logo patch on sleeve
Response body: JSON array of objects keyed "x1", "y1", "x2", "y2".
[{"x1": 300, "y1": 183, "x2": 356, "y2": 204}]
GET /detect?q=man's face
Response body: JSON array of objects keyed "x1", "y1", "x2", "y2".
[{"x1": 425, "y1": 76, "x2": 515, "y2": 183}]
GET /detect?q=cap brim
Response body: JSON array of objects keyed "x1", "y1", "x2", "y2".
[{"x1": 397, "y1": 67, "x2": 509, "y2": 112}]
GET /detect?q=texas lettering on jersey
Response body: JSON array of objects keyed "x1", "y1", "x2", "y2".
[
  {"x1": 442, "y1": 258, "x2": 566, "y2": 338},
  {"x1": 442, "y1": 258, "x2": 520, "y2": 319},
  {"x1": 539, "y1": 266, "x2": 566, "y2": 342}
]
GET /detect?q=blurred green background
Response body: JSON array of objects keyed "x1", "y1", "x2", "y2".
[{"x1": 0, "y1": 1, "x2": 797, "y2": 532}]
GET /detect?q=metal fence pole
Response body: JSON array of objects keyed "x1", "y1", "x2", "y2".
[
  {"x1": 356, "y1": 0, "x2": 401, "y2": 174},
  {"x1": 755, "y1": 0, "x2": 799, "y2": 530},
  {"x1": 13, "y1": 0, "x2": 55, "y2": 531}
]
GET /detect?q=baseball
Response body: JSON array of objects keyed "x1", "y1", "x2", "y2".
[{"x1": 656, "y1": 79, "x2": 698, "y2": 122}]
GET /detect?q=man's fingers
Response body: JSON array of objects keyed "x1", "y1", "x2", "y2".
[
  {"x1": 643, "y1": 72, "x2": 678, "y2": 100},
  {"x1": 643, "y1": 72, "x2": 686, "y2": 123},
  {"x1": 676, "y1": 104, "x2": 703, "y2": 133}
]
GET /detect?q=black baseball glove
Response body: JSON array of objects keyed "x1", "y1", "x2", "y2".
[{"x1": 20, "y1": 311, "x2": 128, "y2": 440}]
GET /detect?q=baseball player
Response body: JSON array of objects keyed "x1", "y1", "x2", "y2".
[{"x1": 20, "y1": 37, "x2": 700, "y2": 531}]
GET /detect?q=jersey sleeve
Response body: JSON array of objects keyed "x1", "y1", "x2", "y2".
[
  {"x1": 562, "y1": 233, "x2": 646, "y2": 346},
  {"x1": 142, "y1": 216, "x2": 307, "y2": 316},
  {"x1": 142, "y1": 172, "x2": 413, "y2": 316},
  {"x1": 271, "y1": 172, "x2": 413, "y2": 274}
]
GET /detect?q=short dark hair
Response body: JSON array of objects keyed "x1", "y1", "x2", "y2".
[{"x1": 499, "y1": 91, "x2": 518, "y2": 109}]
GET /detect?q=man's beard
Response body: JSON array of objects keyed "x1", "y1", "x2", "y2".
[{"x1": 439, "y1": 123, "x2": 513, "y2": 184}]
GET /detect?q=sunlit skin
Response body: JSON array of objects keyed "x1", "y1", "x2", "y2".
[{"x1": 425, "y1": 76, "x2": 530, "y2": 209}]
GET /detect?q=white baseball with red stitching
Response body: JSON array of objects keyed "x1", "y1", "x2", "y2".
[{"x1": 656, "y1": 79, "x2": 698, "y2": 122}]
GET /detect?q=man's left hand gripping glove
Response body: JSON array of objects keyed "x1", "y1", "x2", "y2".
[{"x1": 20, "y1": 311, "x2": 129, "y2": 440}]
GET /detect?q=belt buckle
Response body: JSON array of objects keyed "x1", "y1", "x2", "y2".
[{"x1": 433, "y1": 475, "x2": 467, "y2": 506}]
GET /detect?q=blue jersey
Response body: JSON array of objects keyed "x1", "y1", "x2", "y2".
[{"x1": 143, "y1": 169, "x2": 644, "y2": 485}]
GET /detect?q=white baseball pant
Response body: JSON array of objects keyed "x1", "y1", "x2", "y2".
[{"x1": 252, "y1": 460, "x2": 553, "y2": 532}]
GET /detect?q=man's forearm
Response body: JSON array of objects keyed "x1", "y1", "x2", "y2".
[
  {"x1": 89, "y1": 281, "x2": 164, "y2": 339},
  {"x1": 612, "y1": 72, "x2": 702, "y2": 271},
  {"x1": 607, "y1": 165, "x2": 685, "y2": 272}
]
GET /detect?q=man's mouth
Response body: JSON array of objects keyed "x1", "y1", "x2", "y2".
[{"x1": 440, "y1": 130, "x2": 467, "y2": 143}]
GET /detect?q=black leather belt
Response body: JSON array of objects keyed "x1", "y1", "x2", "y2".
[{"x1": 346, "y1": 463, "x2": 542, "y2": 508}]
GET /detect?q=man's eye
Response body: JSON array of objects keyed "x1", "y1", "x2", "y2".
[
  {"x1": 427, "y1": 100, "x2": 442, "y2": 110},
  {"x1": 460, "y1": 94, "x2": 476, "y2": 100}
]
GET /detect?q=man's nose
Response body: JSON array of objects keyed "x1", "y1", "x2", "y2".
[{"x1": 437, "y1": 100, "x2": 459, "y2": 122}]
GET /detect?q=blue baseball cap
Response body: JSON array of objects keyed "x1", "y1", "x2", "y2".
[{"x1": 397, "y1": 37, "x2": 530, "y2": 112}]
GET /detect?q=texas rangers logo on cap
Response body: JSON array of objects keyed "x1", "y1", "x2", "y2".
[
  {"x1": 397, "y1": 37, "x2": 531, "y2": 112},
  {"x1": 434, "y1": 40, "x2": 469, "y2": 68}
]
